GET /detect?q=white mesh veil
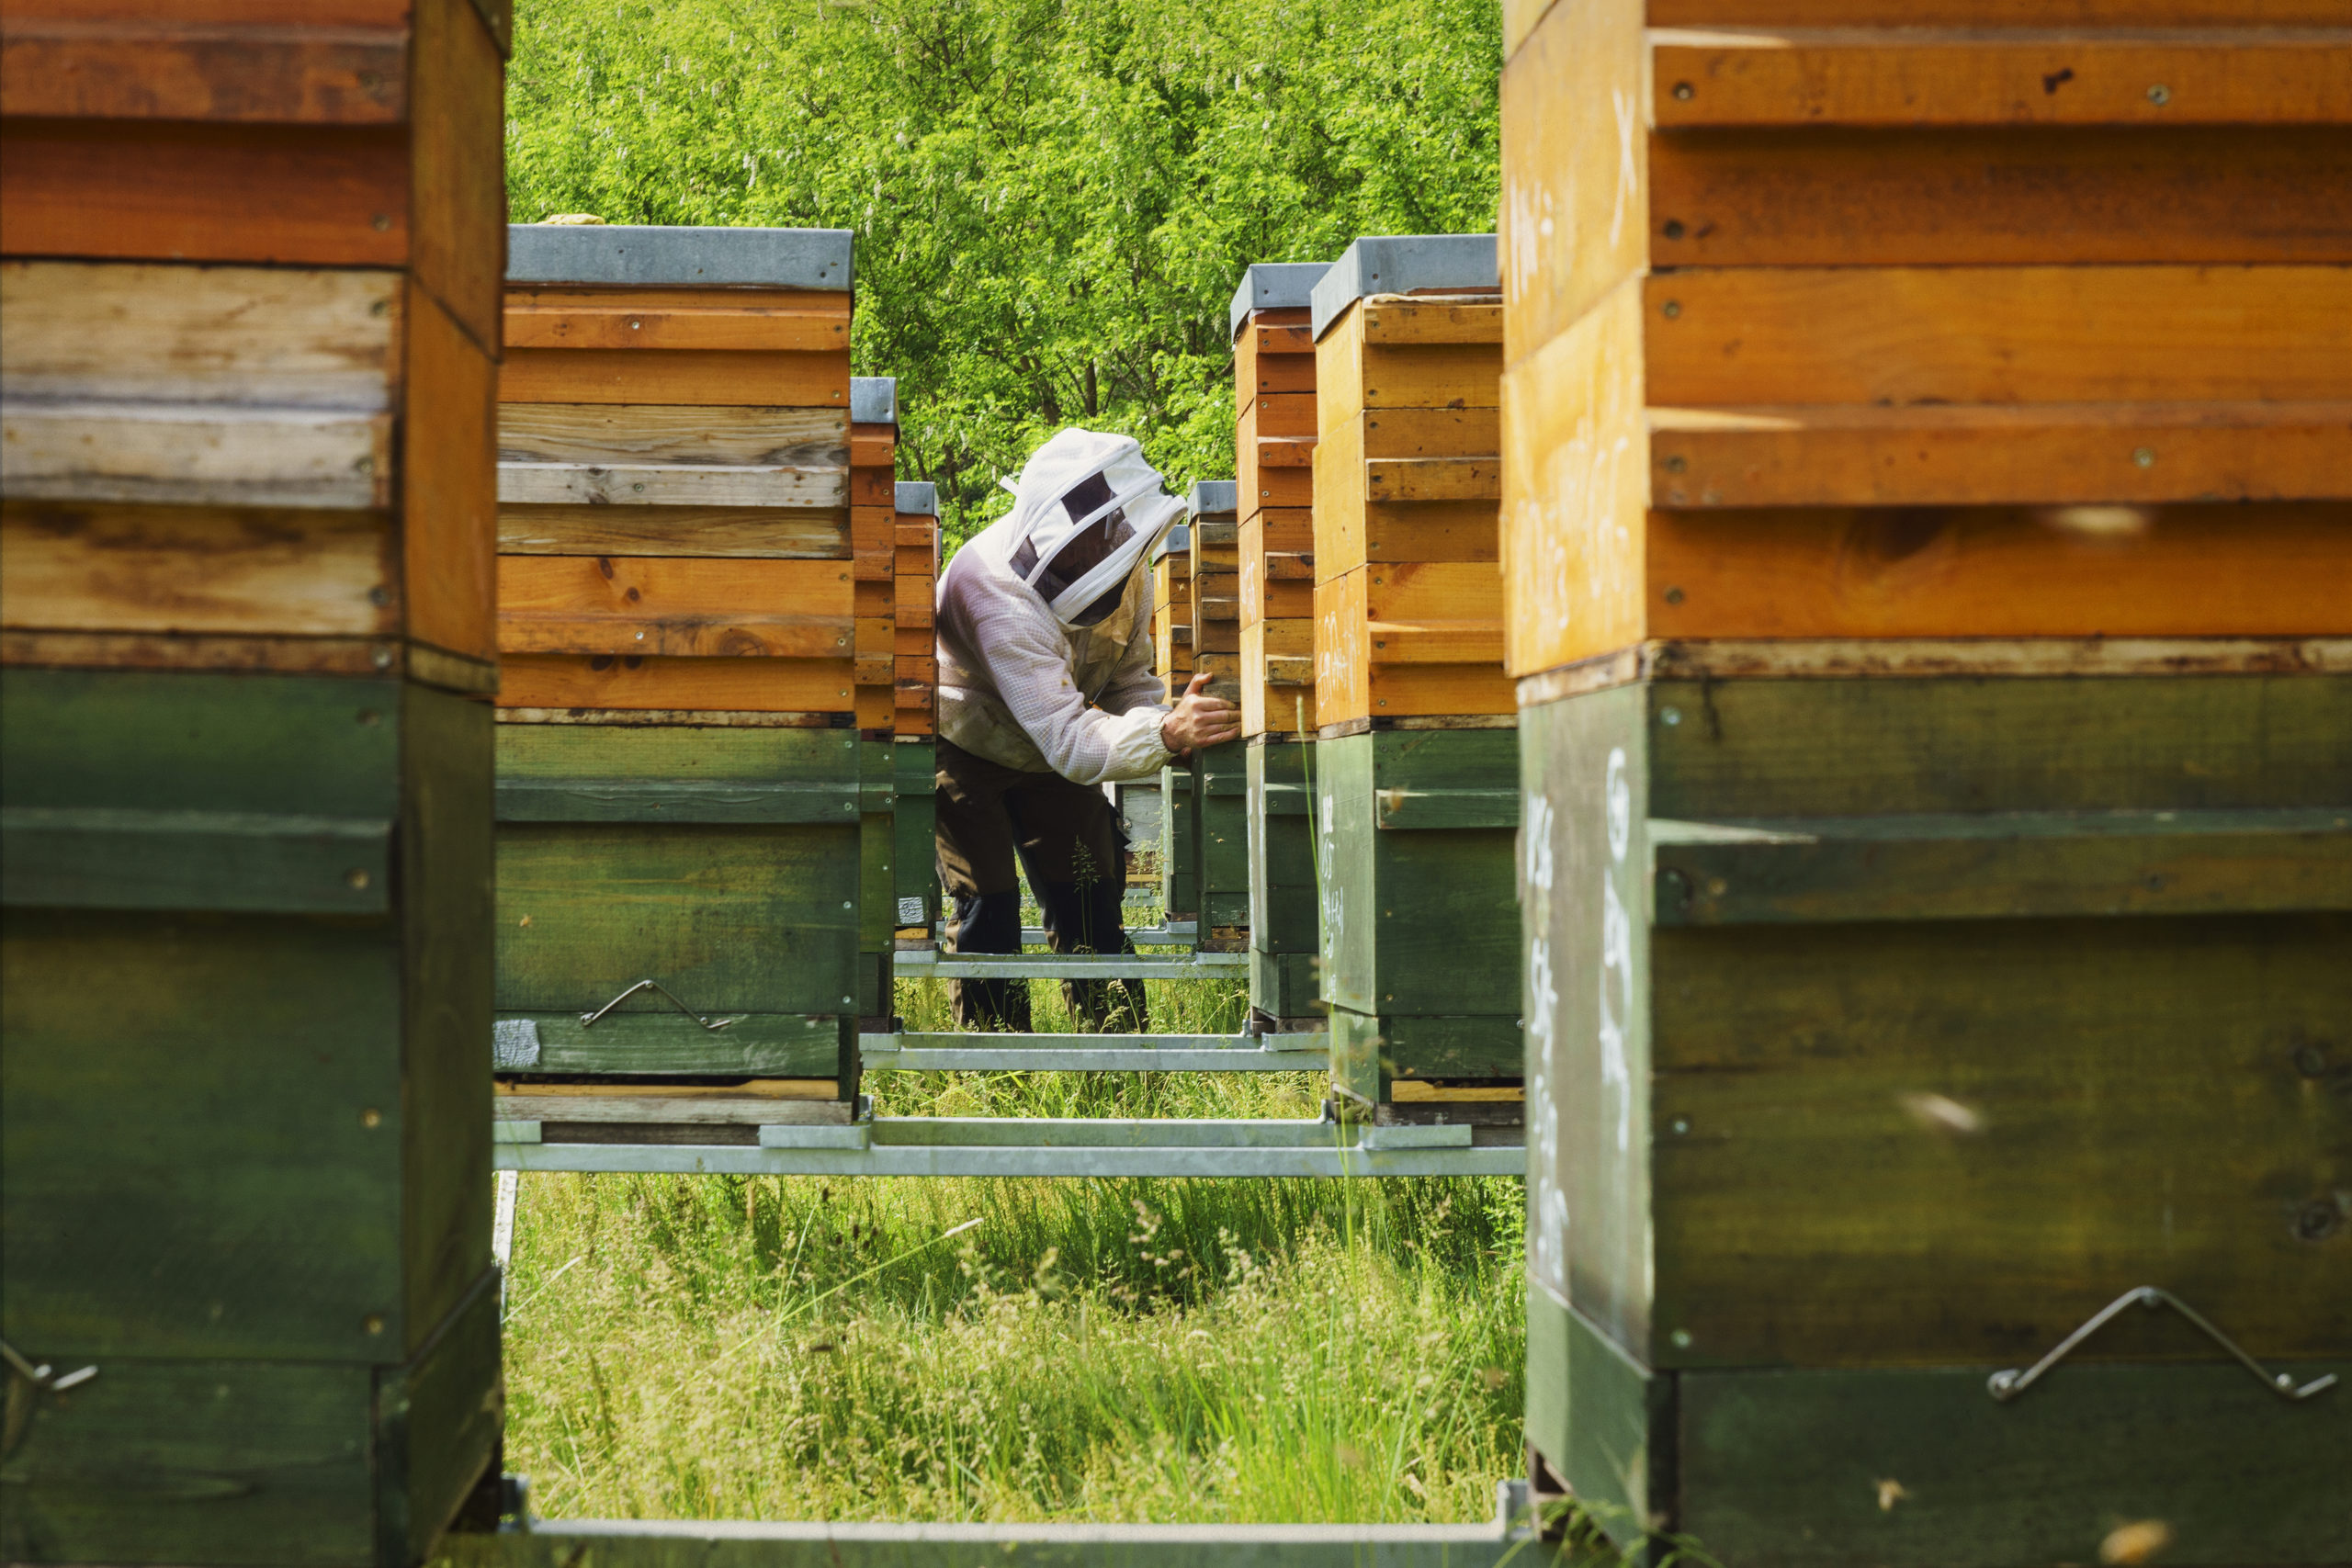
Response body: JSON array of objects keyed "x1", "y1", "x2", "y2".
[{"x1": 998, "y1": 429, "x2": 1184, "y2": 626}]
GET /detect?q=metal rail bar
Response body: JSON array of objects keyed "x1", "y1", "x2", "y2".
[
  {"x1": 493, "y1": 1115, "x2": 1522, "y2": 1179},
  {"x1": 860, "y1": 1031, "x2": 1326, "y2": 1073},
  {"x1": 894, "y1": 951, "x2": 1246, "y2": 980}
]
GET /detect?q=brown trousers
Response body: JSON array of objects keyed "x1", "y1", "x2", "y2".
[{"x1": 933, "y1": 738, "x2": 1148, "y2": 1032}]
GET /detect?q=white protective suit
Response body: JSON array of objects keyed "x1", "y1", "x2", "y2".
[{"x1": 935, "y1": 429, "x2": 1187, "y2": 786}]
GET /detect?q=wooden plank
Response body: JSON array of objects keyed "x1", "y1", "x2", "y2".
[
  {"x1": 503, "y1": 298, "x2": 850, "y2": 353},
  {"x1": 405, "y1": 0, "x2": 505, "y2": 354},
  {"x1": 496, "y1": 402, "x2": 845, "y2": 467},
  {"x1": 0, "y1": 118, "x2": 409, "y2": 265},
  {"x1": 849, "y1": 428, "x2": 894, "y2": 467},
  {"x1": 382, "y1": 1269, "x2": 503, "y2": 1562},
  {"x1": 1653, "y1": 808, "x2": 2352, "y2": 923},
  {"x1": 1645, "y1": 503, "x2": 2352, "y2": 639},
  {"x1": 496, "y1": 1012, "x2": 841, "y2": 1075},
  {"x1": 1652, "y1": 28, "x2": 2352, "y2": 128},
  {"x1": 497, "y1": 502, "x2": 849, "y2": 558},
  {"x1": 1, "y1": 501, "x2": 394, "y2": 638},
  {"x1": 401, "y1": 281, "x2": 498, "y2": 660},
  {"x1": 1503, "y1": 275, "x2": 1664, "y2": 678},
  {"x1": 495, "y1": 654, "x2": 855, "y2": 712},
  {"x1": 1365, "y1": 457, "x2": 1501, "y2": 502},
  {"x1": 0, "y1": 1348, "x2": 373, "y2": 1560},
  {"x1": 2, "y1": 806, "x2": 391, "y2": 913},
  {"x1": 1647, "y1": 265, "x2": 2352, "y2": 406},
  {"x1": 0, "y1": 18, "x2": 408, "y2": 123},
  {"x1": 0, "y1": 259, "x2": 400, "y2": 408},
  {"x1": 496, "y1": 719, "x2": 855, "y2": 784},
  {"x1": 1318, "y1": 303, "x2": 1506, "y2": 429},
  {"x1": 0, "y1": 402, "x2": 392, "y2": 509},
  {"x1": 498, "y1": 347, "x2": 849, "y2": 407},
  {"x1": 1650, "y1": 402, "x2": 2352, "y2": 506},
  {"x1": 496, "y1": 460, "x2": 842, "y2": 508},
  {"x1": 495, "y1": 821, "x2": 858, "y2": 1012},
  {"x1": 1364, "y1": 407, "x2": 1501, "y2": 458},
  {"x1": 1366, "y1": 560, "x2": 1505, "y2": 624},
  {"x1": 496, "y1": 556, "x2": 851, "y2": 659},
  {"x1": 1651, "y1": 126, "x2": 2352, "y2": 268},
  {"x1": 1360, "y1": 299, "x2": 1504, "y2": 345},
  {"x1": 1250, "y1": 389, "x2": 1317, "y2": 438},
  {"x1": 1679, "y1": 1361, "x2": 2352, "y2": 1562},
  {"x1": 1499, "y1": 0, "x2": 1649, "y2": 362}
]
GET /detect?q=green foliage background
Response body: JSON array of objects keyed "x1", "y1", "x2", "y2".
[{"x1": 506, "y1": 0, "x2": 1503, "y2": 547}]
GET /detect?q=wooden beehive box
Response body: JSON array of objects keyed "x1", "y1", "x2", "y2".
[
  {"x1": 492, "y1": 223, "x2": 865, "y2": 1123},
  {"x1": 1231, "y1": 263, "x2": 1332, "y2": 1024},
  {"x1": 1149, "y1": 522, "x2": 1199, "y2": 920},
  {"x1": 1501, "y1": 5, "x2": 2352, "y2": 1557},
  {"x1": 0, "y1": 1, "x2": 506, "y2": 1557},
  {"x1": 1185, "y1": 481, "x2": 1250, "y2": 942},
  {"x1": 891, "y1": 479, "x2": 940, "y2": 942},
  {"x1": 849, "y1": 376, "x2": 898, "y2": 1024},
  {"x1": 1307, "y1": 237, "x2": 1524, "y2": 1122}
]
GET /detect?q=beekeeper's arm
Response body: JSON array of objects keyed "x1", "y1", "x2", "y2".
[{"x1": 964, "y1": 604, "x2": 1170, "y2": 786}]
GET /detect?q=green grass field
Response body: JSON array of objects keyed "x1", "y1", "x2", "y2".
[{"x1": 501, "y1": 970, "x2": 1528, "y2": 1524}]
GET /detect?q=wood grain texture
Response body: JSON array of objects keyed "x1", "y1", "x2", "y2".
[
  {"x1": 0, "y1": 259, "x2": 401, "y2": 408},
  {"x1": 1317, "y1": 303, "x2": 1506, "y2": 431},
  {"x1": 1652, "y1": 28, "x2": 2352, "y2": 128},
  {"x1": 0, "y1": 118, "x2": 409, "y2": 265},
  {"x1": 504, "y1": 294, "x2": 850, "y2": 352},
  {"x1": 1362, "y1": 299, "x2": 1504, "y2": 345},
  {"x1": 0, "y1": 501, "x2": 396, "y2": 638},
  {"x1": 497, "y1": 461, "x2": 843, "y2": 508},
  {"x1": 1650, "y1": 126, "x2": 2352, "y2": 268},
  {"x1": 498, "y1": 347, "x2": 849, "y2": 408},
  {"x1": 402, "y1": 282, "x2": 499, "y2": 660},
  {"x1": 497, "y1": 556, "x2": 851, "y2": 658},
  {"x1": 1649, "y1": 401, "x2": 2352, "y2": 506},
  {"x1": 497, "y1": 404, "x2": 843, "y2": 468},
  {"x1": 1500, "y1": 0, "x2": 1647, "y2": 361},
  {"x1": 0, "y1": 18, "x2": 406, "y2": 122},
  {"x1": 406, "y1": 0, "x2": 505, "y2": 352},
  {"x1": 1645, "y1": 265, "x2": 2352, "y2": 406},
  {"x1": 497, "y1": 503, "x2": 849, "y2": 558},
  {"x1": 1645, "y1": 504, "x2": 2352, "y2": 640},
  {"x1": 0, "y1": 401, "x2": 393, "y2": 509},
  {"x1": 496, "y1": 653, "x2": 855, "y2": 712},
  {"x1": 495, "y1": 821, "x2": 859, "y2": 1012}
]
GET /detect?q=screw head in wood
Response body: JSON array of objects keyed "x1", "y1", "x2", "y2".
[
  {"x1": 371, "y1": 213, "x2": 391, "y2": 231},
  {"x1": 1670, "y1": 1329, "x2": 1692, "y2": 1348},
  {"x1": 1671, "y1": 1118, "x2": 1690, "y2": 1134},
  {"x1": 1662, "y1": 220, "x2": 1685, "y2": 240},
  {"x1": 361, "y1": 1108, "x2": 382, "y2": 1129},
  {"x1": 1664, "y1": 456, "x2": 1687, "y2": 475},
  {"x1": 1664, "y1": 586, "x2": 1685, "y2": 604},
  {"x1": 2147, "y1": 84, "x2": 2170, "y2": 105},
  {"x1": 364, "y1": 1314, "x2": 385, "y2": 1335},
  {"x1": 2132, "y1": 446, "x2": 2155, "y2": 468},
  {"x1": 345, "y1": 869, "x2": 370, "y2": 890},
  {"x1": 1660, "y1": 706, "x2": 1682, "y2": 727},
  {"x1": 1672, "y1": 82, "x2": 1693, "y2": 100},
  {"x1": 1661, "y1": 299, "x2": 1681, "y2": 319}
]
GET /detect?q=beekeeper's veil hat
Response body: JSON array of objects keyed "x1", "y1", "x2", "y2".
[{"x1": 998, "y1": 428, "x2": 1184, "y2": 626}]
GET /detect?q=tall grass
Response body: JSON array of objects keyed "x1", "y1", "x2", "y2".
[{"x1": 503, "y1": 976, "x2": 1527, "y2": 1524}]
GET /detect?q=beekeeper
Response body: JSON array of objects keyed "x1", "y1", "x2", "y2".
[{"x1": 933, "y1": 428, "x2": 1239, "y2": 1031}]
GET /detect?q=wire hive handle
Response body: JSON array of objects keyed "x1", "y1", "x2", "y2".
[
  {"x1": 1987, "y1": 1286, "x2": 2338, "y2": 1404},
  {"x1": 579, "y1": 978, "x2": 738, "y2": 1032}
]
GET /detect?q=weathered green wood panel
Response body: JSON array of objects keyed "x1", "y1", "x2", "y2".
[
  {"x1": 1645, "y1": 675, "x2": 2352, "y2": 819},
  {"x1": 2, "y1": 910, "x2": 405, "y2": 1360},
  {"x1": 1247, "y1": 737, "x2": 1318, "y2": 971},
  {"x1": 1328, "y1": 1007, "x2": 1521, "y2": 1103},
  {"x1": 1547, "y1": 1292, "x2": 1675, "y2": 1557},
  {"x1": 1315, "y1": 735, "x2": 1377, "y2": 1018},
  {"x1": 0, "y1": 1357, "x2": 375, "y2": 1565},
  {"x1": 500, "y1": 1011, "x2": 841, "y2": 1075},
  {"x1": 495, "y1": 781, "x2": 863, "y2": 823},
  {"x1": 1160, "y1": 765, "x2": 1198, "y2": 919},
  {"x1": 893, "y1": 738, "x2": 939, "y2": 926},
  {"x1": 1678, "y1": 1360, "x2": 2352, "y2": 1565},
  {"x1": 1651, "y1": 916, "x2": 2352, "y2": 1368},
  {"x1": 399, "y1": 682, "x2": 494, "y2": 1350},
  {"x1": 1652, "y1": 808, "x2": 2352, "y2": 925},
  {"x1": 0, "y1": 807, "x2": 393, "y2": 913},
  {"x1": 378, "y1": 1269, "x2": 503, "y2": 1564},
  {"x1": 1248, "y1": 950, "x2": 1321, "y2": 1023},
  {"x1": 1196, "y1": 740, "x2": 1250, "y2": 929},
  {"x1": 0, "y1": 667, "x2": 401, "y2": 818},
  {"x1": 495, "y1": 823, "x2": 858, "y2": 1015},
  {"x1": 496, "y1": 723, "x2": 858, "y2": 784}
]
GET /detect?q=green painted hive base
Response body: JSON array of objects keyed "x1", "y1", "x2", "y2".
[
  {"x1": 892, "y1": 737, "x2": 939, "y2": 930},
  {"x1": 1159, "y1": 763, "x2": 1198, "y2": 919},
  {"x1": 1195, "y1": 739, "x2": 1250, "y2": 932}
]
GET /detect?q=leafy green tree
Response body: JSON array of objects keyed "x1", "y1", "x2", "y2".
[{"x1": 508, "y1": 0, "x2": 1501, "y2": 548}]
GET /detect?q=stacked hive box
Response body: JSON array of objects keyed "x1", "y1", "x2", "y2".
[
  {"x1": 1310, "y1": 237, "x2": 1524, "y2": 1126},
  {"x1": 0, "y1": 1, "x2": 506, "y2": 1556},
  {"x1": 892, "y1": 479, "x2": 940, "y2": 944},
  {"x1": 1501, "y1": 6, "x2": 2352, "y2": 1558},
  {"x1": 1233, "y1": 262, "x2": 1330, "y2": 1026},
  {"x1": 1187, "y1": 480, "x2": 1250, "y2": 945},
  {"x1": 1150, "y1": 521, "x2": 1199, "y2": 919},
  {"x1": 850, "y1": 377, "x2": 898, "y2": 1027},
  {"x1": 492, "y1": 224, "x2": 865, "y2": 1138}
]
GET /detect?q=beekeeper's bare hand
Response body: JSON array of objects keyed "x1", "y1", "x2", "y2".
[{"x1": 1161, "y1": 671, "x2": 1241, "y2": 756}]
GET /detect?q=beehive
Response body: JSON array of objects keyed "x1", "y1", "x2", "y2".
[
  {"x1": 0, "y1": 1, "x2": 505, "y2": 1555},
  {"x1": 1310, "y1": 237, "x2": 1524, "y2": 1122},
  {"x1": 492, "y1": 223, "x2": 864, "y2": 1125},
  {"x1": 1231, "y1": 264, "x2": 1329, "y2": 1023},
  {"x1": 1149, "y1": 521, "x2": 1198, "y2": 920},
  {"x1": 891, "y1": 479, "x2": 941, "y2": 942},
  {"x1": 1501, "y1": 6, "x2": 2352, "y2": 1556},
  {"x1": 849, "y1": 377, "x2": 899, "y2": 1025},
  {"x1": 1186, "y1": 481, "x2": 1250, "y2": 943}
]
